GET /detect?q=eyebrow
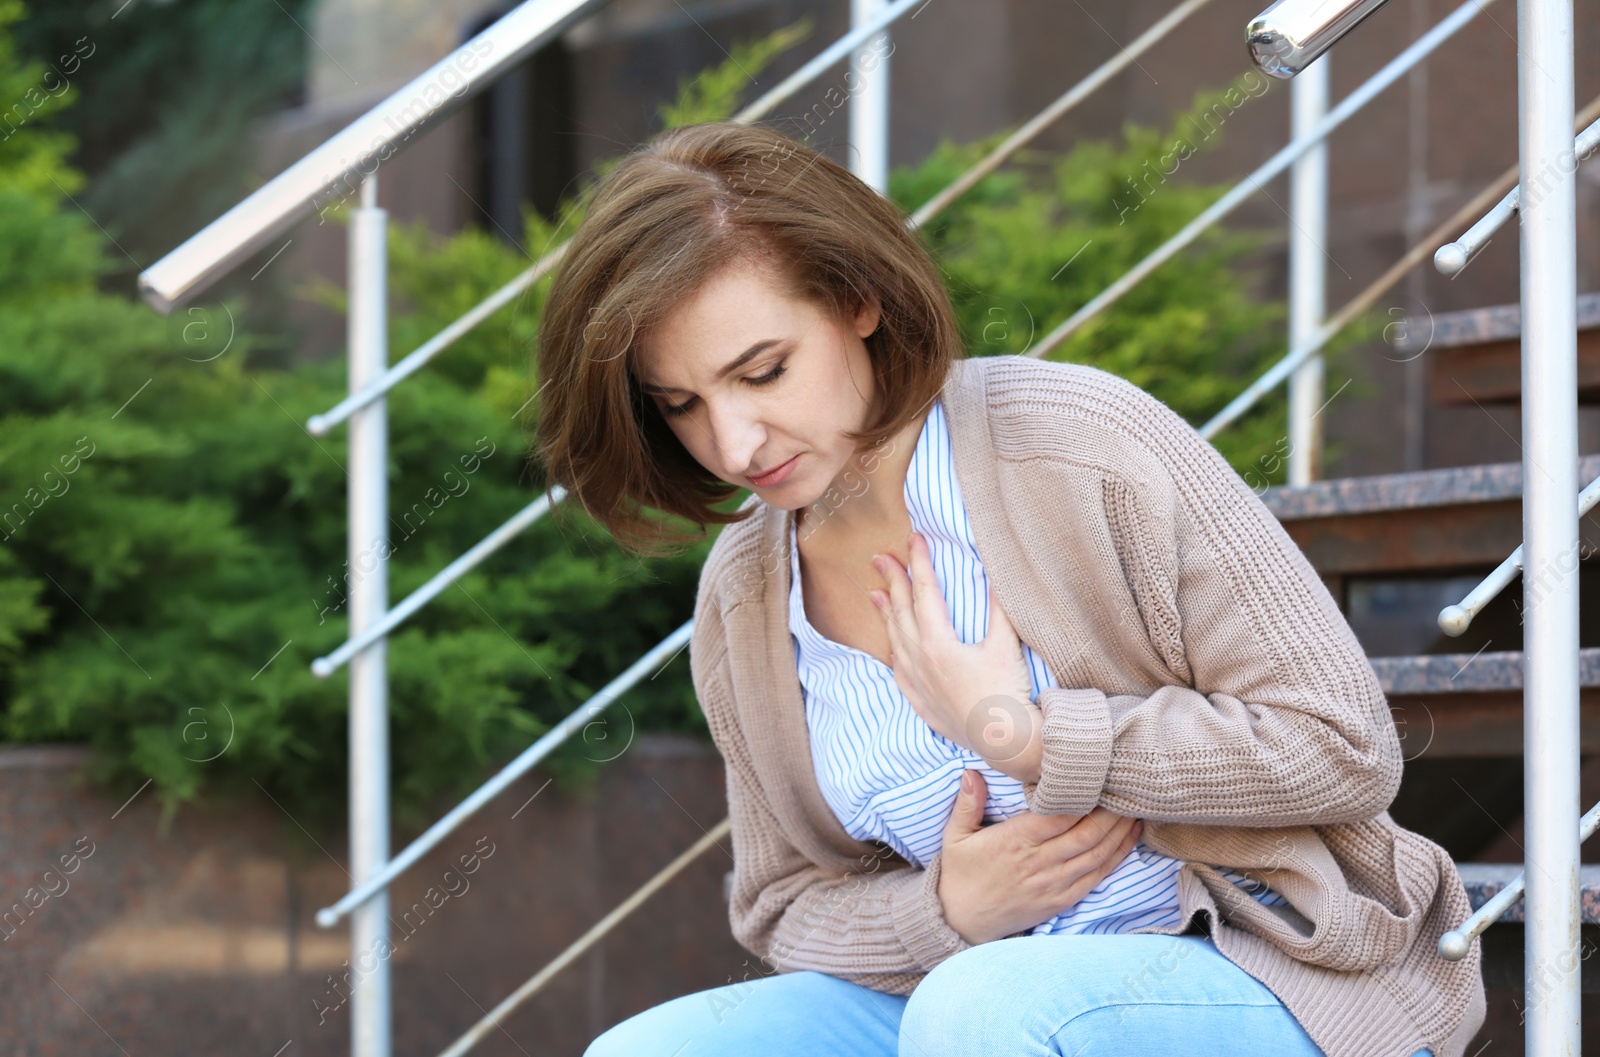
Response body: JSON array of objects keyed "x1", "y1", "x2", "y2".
[{"x1": 639, "y1": 339, "x2": 785, "y2": 395}]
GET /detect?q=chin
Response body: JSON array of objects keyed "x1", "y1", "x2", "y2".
[{"x1": 745, "y1": 471, "x2": 823, "y2": 512}]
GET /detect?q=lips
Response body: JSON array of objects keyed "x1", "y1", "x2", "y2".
[{"x1": 748, "y1": 454, "x2": 799, "y2": 486}]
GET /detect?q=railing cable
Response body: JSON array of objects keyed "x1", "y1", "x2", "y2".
[
  {"x1": 1438, "y1": 472, "x2": 1600, "y2": 636},
  {"x1": 311, "y1": 486, "x2": 566, "y2": 677},
  {"x1": 1439, "y1": 800, "x2": 1600, "y2": 959},
  {"x1": 1435, "y1": 113, "x2": 1600, "y2": 277},
  {"x1": 1198, "y1": 90, "x2": 1600, "y2": 439},
  {"x1": 435, "y1": 819, "x2": 732, "y2": 1057},
  {"x1": 315, "y1": 619, "x2": 694, "y2": 927},
  {"x1": 906, "y1": 0, "x2": 1217, "y2": 230}
]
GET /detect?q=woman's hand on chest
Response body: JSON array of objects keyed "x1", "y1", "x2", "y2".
[{"x1": 870, "y1": 531, "x2": 1045, "y2": 785}]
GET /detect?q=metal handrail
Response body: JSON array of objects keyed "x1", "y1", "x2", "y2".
[
  {"x1": 1434, "y1": 114, "x2": 1600, "y2": 276},
  {"x1": 1197, "y1": 89, "x2": 1600, "y2": 439},
  {"x1": 310, "y1": 486, "x2": 566, "y2": 677},
  {"x1": 308, "y1": 0, "x2": 1212, "y2": 437},
  {"x1": 435, "y1": 818, "x2": 732, "y2": 1057},
  {"x1": 137, "y1": 0, "x2": 610, "y2": 313},
  {"x1": 315, "y1": 618, "x2": 694, "y2": 927},
  {"x1": 1439, "y1": 800, "x2": 1600, "y2": 959},
  {"x1": 1246, "y1": 0, "x2": 1394, "y2": 79},
  {"x1": 1437, "y1": 472, "x2": 1600, "y2": 635},
  {"x1": 1023, "y1": 0, "x2": 1498, "y2": 363}
]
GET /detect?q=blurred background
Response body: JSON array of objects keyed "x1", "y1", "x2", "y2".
[{"x1": 3, "y1": 0, "x2": 1600, "y2": 1053}]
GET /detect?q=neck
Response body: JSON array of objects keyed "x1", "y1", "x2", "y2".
[{"x1": 797, "y1": 399, "x2": 932, "y2": 539}]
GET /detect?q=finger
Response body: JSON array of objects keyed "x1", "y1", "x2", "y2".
[
  {"x1": 995, "y1": 808, "x2": 1086, "y2": 846},
  {"x1": 1012, "y1": 805, "x2": 1115, "y2": 848},
  {"x1": 1080, "y1": 820, "x2": 1143, "y2": 889},
  {"x1": 1046, "y1": 818, "x2": 1142, "y2": 902},
  {"x1": 1095, "y1": 815, "x2": 1142, "y2": 860},
  {"x1": 984, "y1": 580, "x2": 1020, "y2": 643},
  {"x1": 906, "y1": 532, "x2": 954, "y2": 640},
  {"x1": 942, "y1": 768, "x2": 988, "y2": 839},
  {"x1": 1086, "y1": 812, "x2": 1137, "y2": 855},
  {"x1": 1038, "y1": 808, "x2": 1132, "y2": 860},
  {"x1": 872, "y1": 551, "x2": 916, "y2": 640},
  {"x1": 871, "y1": 585, "x2": 905, "y2": 669}
]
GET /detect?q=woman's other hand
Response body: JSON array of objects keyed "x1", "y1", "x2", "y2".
[
  {"x1": 870, "y1": 532, "x2": 1042, "y2": 782},
  {"x1": 935, "y1": 769, "x2": 1142, "y2": 945}
]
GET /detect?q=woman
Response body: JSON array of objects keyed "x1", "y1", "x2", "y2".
[{"x1": 534, "y1": 122, "x2": 1484, "y2": 1057}]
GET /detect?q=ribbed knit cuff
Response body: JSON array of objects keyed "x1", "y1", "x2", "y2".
[
  {"x1": 890, "y1": 852, "x2": 973, "y2": 970},
  {"x1": 1021, "y1": 687, "x2": 1114, "y2": 815}
]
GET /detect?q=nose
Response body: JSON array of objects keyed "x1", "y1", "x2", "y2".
[{"x1": 704, "y1": 394, "x2": 767, "y2": 479}]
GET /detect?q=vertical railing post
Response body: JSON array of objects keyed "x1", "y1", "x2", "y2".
[
  {"x1": 850, "y1": 0, "x2": 889, "y2": 193},
  {"x1": 349, "y1": 173, "x2": 393, "y2": 1057},
  {"x1": 1518, "y1": 0, "x2": 1581, "y2": 1048},
  {"x1": 1287, "y1": 55, "x2": 1329, "y2": 485}
]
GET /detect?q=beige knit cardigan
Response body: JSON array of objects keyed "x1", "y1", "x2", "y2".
[{"x1": 687, "y1": 353, "x2": 1486, "y2": 1057}]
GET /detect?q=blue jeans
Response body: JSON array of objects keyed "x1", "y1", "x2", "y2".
[{"x1": 585, "y1": 933, "x2": 1435, "y2": 1056}]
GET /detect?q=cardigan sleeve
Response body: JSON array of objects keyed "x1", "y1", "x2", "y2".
[
  {"x1": 1020, "y1": 371, "x2": 1403, "y2": 827},
  {"x1": 691, "y1": 589, "x2": 973, "y2": 994},
  {"x1": 722, "y1": 734, "x2": 974, "y2": 993}
]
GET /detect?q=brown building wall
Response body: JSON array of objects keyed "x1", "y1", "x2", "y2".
[{"x1": 0, "y1": 738, "x2": 745, "y2": 1057}]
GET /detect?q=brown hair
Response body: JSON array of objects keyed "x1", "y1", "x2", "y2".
[{"x1": 533, "y1": 121, "x2": 962, "y2": 557}]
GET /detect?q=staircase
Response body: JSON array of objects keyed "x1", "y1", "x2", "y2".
[
  {"x1": 1263, "y1": 378, "x2": 1600, "y2": 1025},
  {"x1": 127, "y1": 0, "x2": 1595, "y2": 1052}
]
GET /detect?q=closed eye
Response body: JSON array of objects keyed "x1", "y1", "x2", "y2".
[{"x1": 661, "y1": 360, "x2": 788, "y2": 418}]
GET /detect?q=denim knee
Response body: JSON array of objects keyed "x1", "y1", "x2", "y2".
[
  {"x1": 901, "y1": 936, "x2": 1055, "y2": 1044},
  {"x1": 585, "y1": 1010, "x2": 658, "y2": 1057},
  {"x1": 586, "y1": 969, "x2": 906, "y2": 1057},
  {"x1": 900, "y1": 934, "x2": 1301, "y2": 1056}
]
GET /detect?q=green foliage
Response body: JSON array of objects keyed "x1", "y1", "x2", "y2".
[
  {"x1": 12, "y1": 0, "x2": 315, "y2": 277},
  {"x1": 655, "y1": 15, "x2": 815, "y2": 130},
  {"x1": 0, "y1": 2, "x2": 713, "y2": 831},
  {"x1": 893, "y1": 78, "x2": 1294, "y2": 474},
  {"x1": 0, "y1": 13, "x2": 1320, "y2": 831}
]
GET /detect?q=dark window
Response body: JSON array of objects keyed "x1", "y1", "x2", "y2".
[{"x1": 466, "y1": 11, "x2": 578, "y2": 242}]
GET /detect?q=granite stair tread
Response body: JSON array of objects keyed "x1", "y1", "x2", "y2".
[
  {"x1": 1261, "y1": 454, "x2": 1600, "y2": 521},
  {"x1": 1369, "y1": 648, "x2": 1600, "y2": 695}
]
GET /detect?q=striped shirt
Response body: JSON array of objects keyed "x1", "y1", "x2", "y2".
[{"x1": 787, "y1": 396, "x2": 1288, "y2": 936}]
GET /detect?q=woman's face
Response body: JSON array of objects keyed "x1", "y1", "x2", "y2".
[{"x1": 634, "y1": 255, "x2": 882, "y2": 510}]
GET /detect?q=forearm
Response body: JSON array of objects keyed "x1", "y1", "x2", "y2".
[
  {"x1": 1006, "y1": 370, "x2": 1405, "y2": 827},
  {"x1": 711, "y1": 671, "x2": 972, "y2": 980},
  {"x1": 1018, "y1": 683, "x2": 1402, "y2": 825},
  {"x1": 737, "y1": 849, "x2": 972, "y2": 982}
]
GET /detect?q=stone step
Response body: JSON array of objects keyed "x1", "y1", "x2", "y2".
[
  {"x1": 1260, "y1": 454, "x2": 1600, "y2": 579},
  {"x1": 1389, "y1": 292, "x2": 1600, "y2": 405},
  {"x1": 1368, "y1": 648, "x2": 1600, "y2": 758},
  {"x1": 1462, "y1": 864, "x2": 1600, "y2": 997}
]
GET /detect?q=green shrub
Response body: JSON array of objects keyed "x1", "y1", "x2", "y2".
[{"x1": 2, "y1": 10, "x2": 1304, "y2": 832}]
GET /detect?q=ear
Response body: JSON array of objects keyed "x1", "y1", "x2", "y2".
[{"x1": 853, "y1": 291, "x2": 882, "y2": 339}]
